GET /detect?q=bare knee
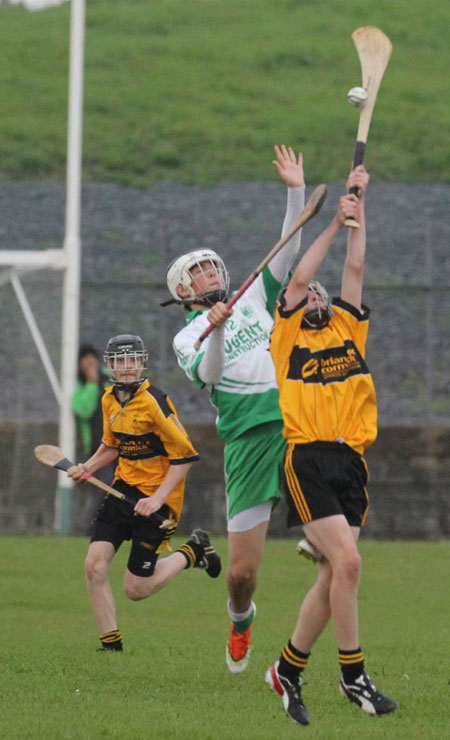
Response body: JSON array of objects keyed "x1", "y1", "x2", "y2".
[
  {"x1": 124, "y1": 579, "x2": 154, "y2": 601},
  {"x1": 227, "y1": 562, "x2": 257, "y2": 590},
  {"x1": 335, "y1": 549, "x2": 361, "y2": 586},
  {"x1": 124, "y1": 584, "x2": 145, "y2": 601},
  {"x1": 316, "y1": 562, "x2": 333, "y2": 597},
  {"x1": 85, "y1": 553, "x2": 109, "y2": 585}
]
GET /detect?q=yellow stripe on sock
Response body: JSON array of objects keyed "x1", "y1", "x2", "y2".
[
  {"x1": 283, "y1": 644, "x2": 309, "y2": 669},
  {"x1": 178, "y1": 544, "x2": 196, "y2": 567},
  {"x1": 339, "y1": 651, "x2": 364, "y2": 665},
  {"x1": 100, "y1": 630, "x2": 122, "y2": 644}
]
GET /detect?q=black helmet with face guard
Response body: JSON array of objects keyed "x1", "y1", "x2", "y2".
[{"x1": 103, "y1": 334, "x2": 148, "y2": 390}]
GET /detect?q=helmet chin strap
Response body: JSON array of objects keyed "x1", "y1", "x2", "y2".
[
  {"x1": 113, "y1": 378, "x2": 145, "y2": 393},
  {"x1": 192, "y1": 288, "x2": 229, "y2": 307},
  {"x1": 165, "y1": 288, "x2": 229, "y2": 309},
  {"x1": 302, "y1": 308, "x2": 331, "y2": 329}
]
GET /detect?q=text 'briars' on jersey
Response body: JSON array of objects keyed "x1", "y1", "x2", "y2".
[{"x1": 287, "y1": 341, "x2": 370, "y2": 385}]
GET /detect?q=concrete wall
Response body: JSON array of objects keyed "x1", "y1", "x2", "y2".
[{"x1": 1, "y1": 421, "x2": 449, "y2": 540}]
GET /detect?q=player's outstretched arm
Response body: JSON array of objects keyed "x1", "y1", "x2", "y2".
[
  {"x1": 341, "y1": 166, "x2": 370, "y2": 311},
  {"x1": 272, "y1": 145, "x2": 304, "y2": 189},
  {"x1": 269, "y1": 145, "x2": 306, "y2": 284},
  {"x1": 283, "y1": 195, "x2": 360, "y2": 312}
]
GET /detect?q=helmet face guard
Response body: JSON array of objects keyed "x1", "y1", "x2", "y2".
[
  {"x1": 166, "y1": 249, "x2": 230, "y2": 307},
  {"x1": 103, "y1": 334, "x2": 148, "y2": 390},
  {"x1": 302, "y1": 281, "x2": 334, "y2": 329}
]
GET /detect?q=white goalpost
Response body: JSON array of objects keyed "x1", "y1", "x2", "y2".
[{"x1": 0, "y1": 0, "x2": 86, "y2": 533}]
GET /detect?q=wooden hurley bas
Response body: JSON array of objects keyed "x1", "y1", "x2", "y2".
[{"x1": 34, "y1": 444, "x2": 171, "y2": 528}]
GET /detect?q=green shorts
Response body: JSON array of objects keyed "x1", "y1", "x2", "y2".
[{"x1": 224, "y1": 420, "x2": 286, "y2": 520}]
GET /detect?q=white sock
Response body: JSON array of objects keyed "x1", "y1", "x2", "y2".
[{"x1": 227, "y1": 599, "x2": 255, "y2": 623}]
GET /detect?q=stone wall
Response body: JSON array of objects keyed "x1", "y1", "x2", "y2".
[{"x1": 1, "y1": 421, "x2": 449, "y2": 540}]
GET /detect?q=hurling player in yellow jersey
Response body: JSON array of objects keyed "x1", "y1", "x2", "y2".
[
  {"x1": 68, "y1": 334, "x2": 221, "y2": 653},
  {"x1": 265, "y1": 167, "x2": 397, "y2": 725}
]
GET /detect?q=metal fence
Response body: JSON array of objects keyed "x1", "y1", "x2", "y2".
[
  {"x1": 1, "y1": 180, "x2": 449, "y2": 427},
  {"x1": 1, "y1": 277, "x2": 450, "y2": 428},
  {"x1": 1, "y1": 180, "x2": 449, "y2": 535}
]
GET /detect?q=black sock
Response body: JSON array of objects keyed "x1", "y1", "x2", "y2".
[
  {"x1": 339, "y1": 647, "x2": 365, "y2": 683},
  {"x1": 278, "y1": 640, "x2": 310, "y2": 682},
  {"x1": 176, "y1": 540, "x2": 203, "y2": 569}
]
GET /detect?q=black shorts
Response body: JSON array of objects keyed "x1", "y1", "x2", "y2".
[
  {"x1": 283, "y1": 442, "x2": 369, "y2": 528},
  {"x1": 91, "y1": 479, "x2": 176, "y2": 578}
]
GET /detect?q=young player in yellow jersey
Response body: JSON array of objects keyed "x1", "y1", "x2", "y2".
[
  {"x1": 68, "y1": 334, "x2": 221, "y2": 652},
  {"x1": 265, "y1": 167, "x2": 397, "y2": 725}
]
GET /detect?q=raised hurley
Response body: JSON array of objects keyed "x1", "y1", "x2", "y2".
[
  {"x1": 194, "y1": 184, "x2": 328, "y2": 350},
  {"x1": 345, "y1": 26, "x2": 393, "y2": 228}
]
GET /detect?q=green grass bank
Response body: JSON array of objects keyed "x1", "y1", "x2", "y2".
[{"x1": 0, "y1": 0, "x2": 449, "y2": 186}]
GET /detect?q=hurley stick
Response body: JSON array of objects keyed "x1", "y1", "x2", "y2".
[
  {"x1": 345, "y1": 26, "x2": 393, "y2": 227},
  {"x1": 34, "y1": 444, "x2": 171, "y2": 528},
  {"x1": 194, "y1": 183, "x2": 327, "y2": 350}
]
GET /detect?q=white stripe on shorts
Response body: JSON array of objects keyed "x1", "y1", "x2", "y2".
[{"x1": 227, "y1": 500, "x2": 273, "y2": 533}]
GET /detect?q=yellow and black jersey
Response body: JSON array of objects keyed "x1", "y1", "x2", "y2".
[
  {"x1": 101, "y1": 379, "x2": 199, "y2": 520},
  {"x1": 270, "y1": 292, "x2": 377, "y2": 454}
]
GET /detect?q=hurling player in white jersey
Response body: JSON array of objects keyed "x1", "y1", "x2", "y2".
[{"x1": 165, "y1": 145, "x2": 308, "y2": 674}]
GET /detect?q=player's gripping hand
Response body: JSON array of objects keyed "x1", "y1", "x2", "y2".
[
  {"x1": 134, "y1": 493, "x2": 165, "y2": 518},
  {"x1": 67, "y1": 462, "x2": 90, "y2": 483},
  {"x1": 207, "y1": 301, "x2": 233, "y2": 328},
  {"x1": 347, "y1": 165, "x2": 369, "y2": 197},
  {"x1": 337, "y1": 194, "x2": 360, "y2": 225}
]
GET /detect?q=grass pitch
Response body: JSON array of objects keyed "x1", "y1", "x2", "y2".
[{"x1": 1, "y1": 536, "x2": 449, "y2": 739}]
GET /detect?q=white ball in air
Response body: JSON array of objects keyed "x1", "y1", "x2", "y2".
[{"x1": 347, "y1": 86, "x2": 368, "y2": 107}]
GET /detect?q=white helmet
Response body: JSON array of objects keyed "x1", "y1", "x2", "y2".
[{"x1": 165, "y1": 249, "x2": 230, "y2": 307}]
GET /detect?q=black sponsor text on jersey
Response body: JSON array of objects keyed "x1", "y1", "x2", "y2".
[{"x1": 288, "y1": 340, "x2": 370, "y2": 385}]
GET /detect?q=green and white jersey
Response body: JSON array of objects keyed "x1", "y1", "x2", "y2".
[
  {"x1": 173, "y1": 266, "x2": 284, "y2": 443},
  {"x1": 173, "y1": 185, "x2": 305, "y2": 445}
]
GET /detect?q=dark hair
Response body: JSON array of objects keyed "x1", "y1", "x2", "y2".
[
  {"x1": 78, "y1": 344, "x2": 101, "y2": 382},
  {"x1": 78, "y1": 344, "x2": 99, "y2": 362}
]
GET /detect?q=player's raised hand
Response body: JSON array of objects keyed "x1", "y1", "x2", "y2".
[
  {"x1": 272, "y1": 145, "x2": 304, "y2": 188},
  {"x1": 337, "y1": 193, "x2": 360, "y2": 225},
  {"x1": 347, "y1": 165, "x2": 370, "y2": 198}
]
